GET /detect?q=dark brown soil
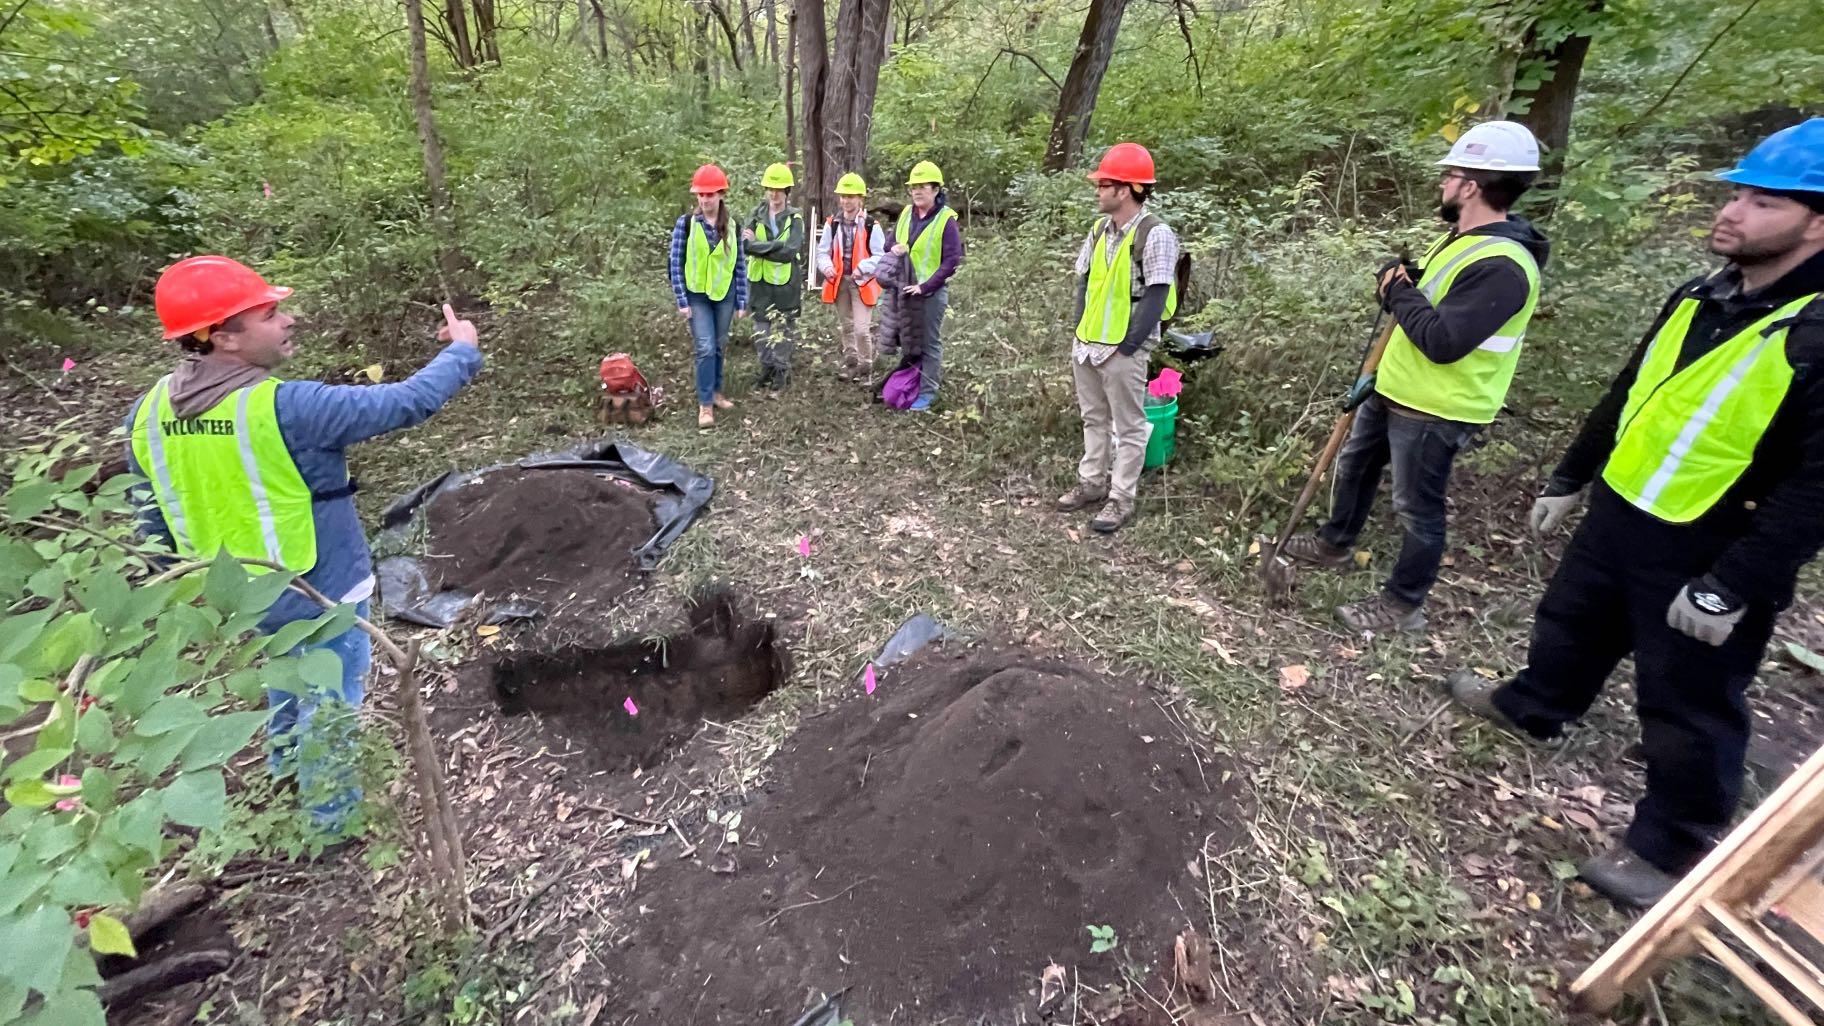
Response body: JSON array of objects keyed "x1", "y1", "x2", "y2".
[
  {"x1": 468, "y1": 591, "x2": 790, "y2": 774},
  {"x1": 422, "y1": 467, "x2": 657, "y2": 623},
  {"x1": 611, "y1": 642, "x2": 1236, "y2": 1024}
]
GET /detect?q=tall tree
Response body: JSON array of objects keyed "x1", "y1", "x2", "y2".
[
  {"x1": 441, "y1": 0, "x2": 478, "y2": 68},
  {"x1": 799, "y1": 0, "x2": 893, "y2": 209},
  {"x1": 1044, "y1": 0, "x2": 1130, "y2": 172},
  {"x1": 405, "y1": 0, "x2": 465, "y2": 290},
  {"x1": 1507, "y1": 0, "x2": 1606, "y2": 181}
]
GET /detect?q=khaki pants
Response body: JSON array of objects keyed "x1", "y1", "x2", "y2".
[
  {"x1": 835, "y1": 278, "x2": 875, "y2": 370},
  {"x1": 1073, "y1": 350, "x2": 1152, "y2": 502}
]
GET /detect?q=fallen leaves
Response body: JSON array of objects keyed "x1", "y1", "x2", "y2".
[{"x1": 1279, "y1": 664, "x2": 1311, "y2": 691}]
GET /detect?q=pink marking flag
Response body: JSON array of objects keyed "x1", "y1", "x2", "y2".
[
  {"x1": 623, "y1": 696, "x2": 639, "y2": 717},
  {"x1": 262, "y1": 181, "x2": 273, "y2": 199},
  {"x1": 60, "y1": 358, "x2": 75, "y2": 373},
  {"x1": 797, "y1": 535, "x2": 811, "y2": 557},
  {"x1": 863, "y1": 663, "x2": 877, "y2": 695}
]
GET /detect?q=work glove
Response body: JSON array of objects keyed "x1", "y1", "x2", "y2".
[
  {"x1": 1528, "y1": 488, "x2": 1585, "y2": 536},
  {"x1": 1666, "y1": 575, "x2": 1746, "y2": 647},
  {"x1": 1374, "y1": 257, "x2": 1420, "y2": 310}
]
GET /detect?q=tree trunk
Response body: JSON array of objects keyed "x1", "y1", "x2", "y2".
[
  {"x1": 740, "y1": 0, "x2": 760, "y2": 63},
  {"x1": 708, "y1": 0, "x2": 746, "y2": 70},
  {"x1": 1044, "y1": 0, "x2": 1129, "y2": 172},
  {"x1": 764, "y1": 0, "x2": 778, "y2": 64},
  {"x1": 801, "y1": 0, "x2": 892, "y2": 210},
  {"x1": 472, "y1": 0, "x2": 501, "y2": 63},
  {"x1": 441, "y1": 0, "x2": 477, "y2": 68},
  {"x1": 785, "y1": 3, "x2": 798, "y2": 165},
  {"x1": 1508, "y1": 0, "x2": 1603, "y2": 183},
  {"x1": 406, "y1": 0, "x2": 466, "y2": 290}
]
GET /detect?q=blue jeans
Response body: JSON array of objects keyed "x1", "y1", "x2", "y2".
[
  {"x1": 687, "y1": 292, "x2": 736, "y2": 405},
  {"x1": 916, "y1": 287, "x2": 948, "y2": 401},
  {"x1": 1317, "y1": 396, "x2": 1476, "y2": 606},
  {"x1": 269, "y1": 600, "x2": 371, "y2": 832}
]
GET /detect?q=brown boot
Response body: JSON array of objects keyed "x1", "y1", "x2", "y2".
[
  {"x1": 1282, "y1": 533, "x2": 1354, "y2": 569},
  {"x1": 1056, "y1": 481, "x2": 1109, "y2": 512},
  {"x1": 697, "y1": 405, "x2": 714, "y2": 428},
  {"x1": 712, "y1": 393, "x2": 734, "y2": 411},
  {"x1": 1090, "y1": 496, "x2": 1135, "y2": 534},
  {"x1": 1336, "y1": 593, "x2": 1426, "y2": 634}
]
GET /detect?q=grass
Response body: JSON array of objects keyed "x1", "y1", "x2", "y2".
[{"x1": 4, "y1": 214, "x2": 1802, "y2": 1025}]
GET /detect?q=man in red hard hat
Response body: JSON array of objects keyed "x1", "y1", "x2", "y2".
[
  {"x1": 1056, "y1": 142, "x2": 1182, "y2": 533},
  {"x1": 127, "y1": 255, "x2": 483, "y2": 836}
]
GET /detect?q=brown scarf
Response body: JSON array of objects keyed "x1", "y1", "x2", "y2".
[{"x1": 167, "y1": 354, "x2": 271, "y2": 419}]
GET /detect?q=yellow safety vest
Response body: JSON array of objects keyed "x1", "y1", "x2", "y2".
[
  {"x1": 684, "y1": 217, "x2": 736, "y2": 301},
  {"x1": 895, "y1": 205, "x2": 958, "y2": 284},
  {"x1": 1075, "y1": 214, "x2": 1180, "y2": 346},
  {"x1": 129, "y1": 377, "x2": 317, "y2": 572},
  {"x1": 747, "y1": 208, "x2": 799, "y2": 286},
  {"x1": 1375, "y1": 231, "x2": 1541, "y2": 424},
  {"x1": 1602, "y1": 292, "x2": 1819, "y2": 523}
]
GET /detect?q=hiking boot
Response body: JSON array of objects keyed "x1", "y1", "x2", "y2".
[
  {"x1": 770, "y1": 369, "x2": 790, "y2": 392},
  {"x1": 1579, "y1": 846, "x2": 1680, "y2": 909},
  {"x1": 1090, "y1": 497, "x2": 1135, "y2": 534},
  {"x1": 1444, "y1": 669, "x2": 1549, "y2": 743},
  {"x1": 712, "y1": 393, "x2": 734, "y2": 411},
  {"x1": 1056, "y1": 481, "x2": 1109, "y2": 512},
  {"x1": 1282, "y1": 533, "x2": 1354, "y2": 569},
  {"x1": 697, "y1": 405, "x2": 714, "y2": 428},
  {"x1": 755, "y1": 367, "x2": 776, "y2": 389},
  {"x1": 1336, "y1": 593, "x2": 1427, "y2": 634}
]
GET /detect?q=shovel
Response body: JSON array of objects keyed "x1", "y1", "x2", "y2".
[{"x1": 1259, "y1": 309, "x2": 1399, "y2": 605}]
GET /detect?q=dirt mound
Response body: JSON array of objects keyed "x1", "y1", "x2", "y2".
[
  {"x1": 481, "y1": 591, "x2": 790, "y2": 773},
  {"x1": 422, "y1": 467, "x2": 656, "y2": 619},
  {"x1": 612, "y1": 642, "x2": 1234, "y2": 1024}
]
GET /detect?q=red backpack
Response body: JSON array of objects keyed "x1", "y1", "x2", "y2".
[{"x1": 600, "y1": 353, "x2": 648, "y2": 393}]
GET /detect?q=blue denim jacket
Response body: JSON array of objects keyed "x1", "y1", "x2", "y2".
[{"x1": 124, "y1": 343, "x2": 484, "y2": 629}]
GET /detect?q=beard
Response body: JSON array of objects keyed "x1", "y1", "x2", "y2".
[
  {"x1": 1711, "y1": 222, "x2": 1809, "y2": 266},
  {"x1": 1439, "y1": 200, "x2": 1462, "y2": 224}
]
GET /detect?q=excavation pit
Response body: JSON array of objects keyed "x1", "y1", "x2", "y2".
[{"x1": 482, "y1": 593, "x2": 790, "y2": 774}]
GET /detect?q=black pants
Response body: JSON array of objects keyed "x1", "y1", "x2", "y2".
[
  {"x1": 1492, "y1": 484, "x2": 1775, "y2": 873},
  {"x1": 1317, "y1": 395, "x2": 1477, "y2": 606}
]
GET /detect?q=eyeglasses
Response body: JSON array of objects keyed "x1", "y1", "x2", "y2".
[{"x1": 1440, "y1": 171, "x2": 1473, "y2": 184}]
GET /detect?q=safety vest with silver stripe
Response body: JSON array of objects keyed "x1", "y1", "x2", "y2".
[
  {"x1": 1375, "y1": 231, "x2": 1541, "y2": 424},
  {"x1": 1603, "y1": 292, "x2": 1819, "y2": 523},
  {"x1": 129, "y1": 376, "x2": 318, "y2": 572}
]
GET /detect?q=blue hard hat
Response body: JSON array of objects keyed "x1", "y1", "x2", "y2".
[{"x1": 1717, "y1": 117, "x2": 1824, "y2": 194}]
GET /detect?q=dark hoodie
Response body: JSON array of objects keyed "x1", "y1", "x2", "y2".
[{"x1": 1381, "y1": 215, "x2": 1552, "y2": 366}]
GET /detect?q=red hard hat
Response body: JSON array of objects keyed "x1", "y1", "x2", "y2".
[
  {"x1": 1088, "y1": 142, "x2": 1157, "y2": 185},
  {"x1": 690, "y1": 164, "x2": 730, "y2": 194},
  {"x1": 154, "y1": 256, "x2": 293, "y2": 340}
]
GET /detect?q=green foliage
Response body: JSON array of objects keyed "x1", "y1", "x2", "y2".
[
  {"x1": 0, "y1": 439, "x2": 352, "y2": 1022},
  {"x1": 1086, "y1": 923, "x2": 1118, "y2": 954}
]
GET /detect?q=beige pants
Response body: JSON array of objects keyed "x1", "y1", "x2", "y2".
[
  {"x1": 1073, "y1": 350, "x2": 1152, "y2": 502},
  {"x1": 835, "y1": 278, "x2": 875, "y2": 369}
]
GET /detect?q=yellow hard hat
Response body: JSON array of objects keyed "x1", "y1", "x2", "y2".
[
  {"x1": 835, "y1": 172, "x2": 868, "y2": 196},
  {"x1": 761, "y1": 162, "x2": 795, "y2": 189},
  {"x1": 905, "y1": 160, "x2": 944, "y2": 186}
]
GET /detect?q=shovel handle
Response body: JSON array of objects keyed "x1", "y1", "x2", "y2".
[{"x1": 1270, "y1": 312, "x2": 1401, "y2": 553}]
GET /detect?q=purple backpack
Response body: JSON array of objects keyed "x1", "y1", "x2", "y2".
[{"x1": 880, "y1": 366, "x2": 921, "y2": 409}]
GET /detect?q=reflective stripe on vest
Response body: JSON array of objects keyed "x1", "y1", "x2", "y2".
[
  {"x1": 1374, "y1": 232, "x2": 1541, "y2": 424},
  {"x1": 684, "y1": 218, "x2": 736, "y2": 301},
  {"x1": 896, "y1": 205, "x2": 957, "y2": 284},
  {"x1": 129, "y1": 376, "x2": 318, "y2": 572},
  {"x1": 1601, "y1": 293, "x2": 1817, "y2": 523},
  {"x1": 747, "y1": 210, "x2": 797, "y2": 286},
  {"x1": 1074, "y1": 214, "x2": 1181, "y2": 346},
  {"x1": 821, "y1": 217, "x2": 882, "y2": 306}
]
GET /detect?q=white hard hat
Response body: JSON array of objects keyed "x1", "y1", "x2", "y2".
[{"x1": 1438, "y1": 120, "x2": 1541, "y2": 172}]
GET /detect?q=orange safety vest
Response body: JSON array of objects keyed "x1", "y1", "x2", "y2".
[{"x1": 821, "y1": 216, "x2": 882, "y2": 307}]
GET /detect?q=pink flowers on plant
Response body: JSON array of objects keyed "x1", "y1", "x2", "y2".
[{"x1": 54, "y1": 775, "x2": 81, "y2": 812}]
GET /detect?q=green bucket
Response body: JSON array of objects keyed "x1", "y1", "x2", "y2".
[{"x1": 1143, "y1": 396, "x2": 1178, "y2": 469}]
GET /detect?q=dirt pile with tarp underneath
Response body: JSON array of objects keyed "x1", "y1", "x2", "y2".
[{"x1": 610, "y1": 641, "x2": 1236, "y2": 1024}]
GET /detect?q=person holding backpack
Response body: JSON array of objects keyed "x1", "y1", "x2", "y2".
[
  {"x1": 743, "y1": 162, "x2": 806, "y2": 392},
  {"x1": 1056, "y1": 143, "x2": 1182, "y2": 534},
  {"x1": 668, "y1": 163, "x2": 748, "y2": 428},
  {"x1": 890, "y1": 160, "x2": 963, "y2": 411}
]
